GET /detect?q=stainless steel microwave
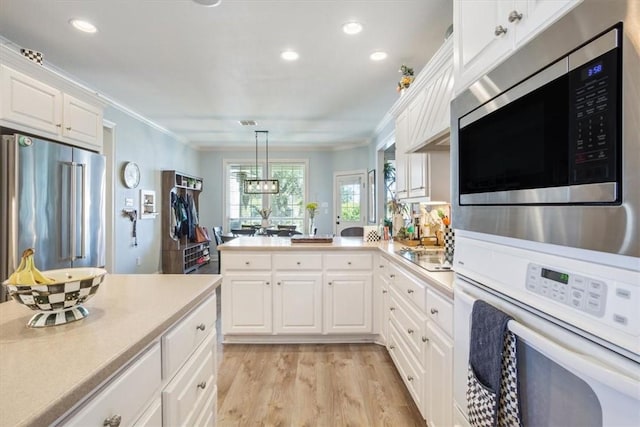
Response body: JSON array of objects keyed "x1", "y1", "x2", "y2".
[{"x1": 451, "y1": 0, "x2": 639, "y2": 258}]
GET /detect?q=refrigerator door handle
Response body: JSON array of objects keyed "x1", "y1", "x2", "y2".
[
  {"x1": 70, "y1": 162, "x2": 77, "y2": 261},
  {"x1": 79, "y1": 162, "x2": 86, "y2": 259}
]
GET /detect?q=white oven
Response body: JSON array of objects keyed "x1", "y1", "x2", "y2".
[{"x1": 452, "y1": 234, "x2": 640, "y2": 426}]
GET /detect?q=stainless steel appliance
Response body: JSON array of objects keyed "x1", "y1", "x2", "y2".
[
  {"x1": 451, "y1": 0, "x2": 639, "y2": 258},
  {"x1": 0, "y1": 133, "x2": 106, "y2": 301},
  {"x1": 395, "y1": 247, "x2": 452, "y2": 272},
  {"x1": 451, "y1": 1, "x2": 640, "y2": 425}
]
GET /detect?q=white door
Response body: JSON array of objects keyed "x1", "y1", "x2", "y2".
[
  {"x1": 324, "y1": 273, "x2": 372, "y2": 334},
  {"x1": 334, "y1": 171, "x2": 366, "y2": 236},
  {"x1": 426, "y1": 321, "x2": 454, "y2": 427},
  {"x1": 222, "y1": 273, "x2": 272, "y2": 334}
]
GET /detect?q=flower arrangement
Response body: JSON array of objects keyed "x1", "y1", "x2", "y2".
[
  {"x1": 255, "y1": 206, "x2": 272, "y2": 219},
  {"x1": 306, "y1": 202, "x2": 319, "y2": 219},
  {"x1": 397, "y1": 64, "x2": 414, "y2": 92}
]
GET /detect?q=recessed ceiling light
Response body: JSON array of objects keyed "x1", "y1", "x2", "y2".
[
  {"x1": 69, "y1": 18, "x2": 97, "y2": 34},
  {"x1": 192, "y1": 0, "x2": 222, "y2": 6},
  {"x1": 342, "y1": 21, "x2": 363, "y2": 35},
  {"x1": 370, "y1": 51, "x2": 388, "y2": 61},
  {"x1": 281, "y1": 50, "x2": 299, "y2": 61}
]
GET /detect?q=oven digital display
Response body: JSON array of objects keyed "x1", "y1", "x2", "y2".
[
  {"x1": 581, "y1": 62, "x2": 603, "y2": 80},
  {"x1": 541, "y1": 268, "x2": 569, "y2": 284}
]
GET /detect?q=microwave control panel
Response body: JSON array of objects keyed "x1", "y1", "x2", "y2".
[
  {"x1": 526, "y1": 263, "x2": 607, "y2": 318},
  {"x1": 569, "y1": 32, "x2": 620, "y2": 186}
]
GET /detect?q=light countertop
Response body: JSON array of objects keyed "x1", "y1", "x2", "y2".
[
  {"x1": 219, "y1": 236, "x2": 454, "y2": 298},
  {"x1": 0, "y1": 274, "x2": 221, "y2": 427}
]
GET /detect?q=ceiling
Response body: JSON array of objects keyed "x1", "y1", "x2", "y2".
[{"x1": 0, "y1": 0, "x2": 452, "y2": 150}]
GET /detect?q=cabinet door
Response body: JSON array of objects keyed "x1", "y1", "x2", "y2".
[
  {"x1": 513, "y1": 0, "x2": 580, "y2": 45},
  {"x1": 374, "y1": 256, "x2": 390, "y2": 343},
  {"x1": 395, "y1": 111, "x2": 409, "y2": 198},
  {"x1": 325, "y1": 273, "x2": 373, "y2": 334},
  {"x1": 62, "y1": 93, "x2": 104, "y2": 149},
  {"x1": 273, "y1": 273, "x2": 322, "y2": 334},
  {"x1": 0, "y1": 65, "x2": 62, "y2": 138},
  {"x1": 453, "y1": 0, "x2": 513, "y2": 94},
  {"x1": 426, "y1": 322, "x2": 454, "y2": 427},
  {"x1": 409, "y1": 152, "x2": 427, "y2": 198},
  {"x1": 222, "y1": 273, "x2": 272, "y2": 334}
]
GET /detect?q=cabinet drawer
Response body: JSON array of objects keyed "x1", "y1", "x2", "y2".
[
  {"x1": 390, "y1": 287, "x2": 427, "y2": 363},
  {"x1": 163, "y1": 293, "x2": 216, "y2": 380},
  {"x1": 224, "y1": 253, "x2": 271, "y2": 270},
  {"x1": 426, "y1": 289, "x2": 453, "y2": 337},
  {"x1": 388, "y1": 321, "x2": 424, "y2": 416},
  {"x1": 193, "y1": 384, "x2": 217, "y2": 426},
  {"x1": 64, "y1": 343, "x2": 161, "y2": 427},
  {"x1": 273, "y1": 253, "x2": 322, "y2": 270},
  {"x1": 390, "y1": 264, "x2": 427, "y2": 312},
  {"x1": 324, "y1": 253, "x2": 372, "y2": 270},
  {"x1": 163, "y1": 332, "x2": 216, "y2": 427}
]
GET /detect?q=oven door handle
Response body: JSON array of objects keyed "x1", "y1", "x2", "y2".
[{"x1": 508, "y1": 320, "x2": 639, "y2": 399}]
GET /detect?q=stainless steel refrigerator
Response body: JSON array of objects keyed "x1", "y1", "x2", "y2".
[{"x1": 0, "y1": 133, "x2": 106, "y2": 301}]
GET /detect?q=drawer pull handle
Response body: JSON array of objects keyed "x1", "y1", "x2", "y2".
[
  {"x1": 508, "y1": 10, "x2": 523, "y2": 22},
  {"x1": 66, "y1": 126, "x2": 72, "y2": 131},
  {"x1": 422, "y1": 336, "x2": 429, "y2": 343},
  {"x1": 197, "y1": 381, "x2": 207, "y2": 390},
  {"x1": 407, "y1": 289, "x2": 414, "y2": 294},
  {"x1": 379, "y1": 265, "x2": 384, "y2": 268},
  {"x1": 382, "y1": 289, "x2": 388, "y2": 294},
  {"x1": 390, "y1": 274, "x2": 395, "y2": 278},
  {"x1": 296, "y1": 261, "x2": 301, "y2": 265},
  {"x1": 103, "y1": 415, "x2": 122, "y2": 427},
  {"x1": 56, "y1": 123, "x2": 62, "y2": 128},
  {"x1": 407, "y1": 328, "x2": 414, "y2": 334},
  {"x1": 245, "y1": 261, "x2": 250, "y2": 265},
  {"x1": 494, "y1": 25, "x2": 508, "y2": 36},
  {"x1": 348, "y1": 261, "x2": 352, "y2": 265},
  {"x1": 407, "y1": 375, "x2": 414, "y2": 382},
  {"x1": 430, "y1": 308, "x2": 439, "y2": 315},
  {"x1": 277, "y1": 281, "x2": 282, "y2": 286},
  {"x1": 328, "y1": 281, "x2": 333, "y2": 286},
  {"x1": 390, "y1": 307, "x2": 395, "y2": 311},
  {"x1": 196, "y1": 323, "x2": 206, "y2": 331},
  {"x1": 266, "y1": 281, "x2": 270, "y2": 286},
  {"x1": 389, "y1": 344, "x2": 395, "y2": 350}
]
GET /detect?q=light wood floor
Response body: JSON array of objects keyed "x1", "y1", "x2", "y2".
[{"x1": 216, "y1": 343, "x2": 425, "y2": 426}]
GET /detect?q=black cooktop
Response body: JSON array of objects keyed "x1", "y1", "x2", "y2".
[{"x1": 395, "y1": 248, "x2": 452, "y2": 272}]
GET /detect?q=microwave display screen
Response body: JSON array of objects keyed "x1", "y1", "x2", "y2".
[
  {"x1": 541, "y1": 268, "x2": 569, "y2": 284},
  {"x1": 583, "y1": 62, "x2": 603, "y2": 80}
]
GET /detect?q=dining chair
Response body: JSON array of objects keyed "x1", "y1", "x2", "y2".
[
  {"x1": 277, "y1": 225, "x2": 297, "y2": 230},
  {"x1": 340, "y1": 226, "x2": 364, "y2": 237},
  {"x1": 212, "y1": 226, "x2": 223, "y2": 274},
  {"x1": 231, "y1": 228, "x2": 256, "y2": 236},
  {"x1": 277, "y1": 229, "x2": 302, "y2": 237},
  {"x1": 265, "y1": 229, "x2": 280, "y2": 236}
]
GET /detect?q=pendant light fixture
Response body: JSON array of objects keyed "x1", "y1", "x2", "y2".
[{"x1": 243, "y1": 130, "x2": 280, "y2": 194}]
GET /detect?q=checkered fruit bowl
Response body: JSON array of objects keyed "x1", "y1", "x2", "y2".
[{"x1": 3, "y1": 268, "x2": 107, "y2": 328}]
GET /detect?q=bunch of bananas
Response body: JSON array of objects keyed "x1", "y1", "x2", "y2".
[{"x1": 6, "y1": 248, "x2": 55, "y2": 285}]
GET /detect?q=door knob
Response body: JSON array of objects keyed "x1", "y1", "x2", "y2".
[
  {"x1": 495, "y1": 25, "x2": 508, "y2": 36},
  {"x1": 103, "y1": 415, "x2": 122, "y2": 427},
  {"x1": 196, "y1": 323, "x2": 206, "y2": 331},
  {"x1": 508, "y1": 10, "x2": 523, "y2": 22}
]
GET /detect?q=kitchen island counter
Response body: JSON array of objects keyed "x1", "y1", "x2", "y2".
[
  {"x1": 0, "y1": 274, "x2": 221, "y2": 427},
  {"x1": 219, "y1": 236, "x2": 454, "y2": 298}
]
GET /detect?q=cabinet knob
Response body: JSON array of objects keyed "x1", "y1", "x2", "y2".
[
  {"x1": 390, "y1": 274, "x2": 395, "y2": 278},
  {"x1": 347, "y1": 261, "x2": 352, "y2": 265},
  {"x1": 494, "y1": 25, "x2": 508, "y2": 36},
  {"x1": 197, "y1": 381, "x2": 207, "y2": 390},
  {"x1": 430, "y1": 308, "x2": 439, "y2": 315},
  {"x1": 407, "y1": 375, "x2": 414, "y2": 382},
  {"x1": 277, "y1": 281, "x2": 282, "y2": 286},
  {"x1": 390, "y1": 307, "x2": 396, "y2": 311},
  {"x1": 103, "y1": 415, "x2": 122, "y2": 427},
  {"x1": 196, "y1": 323, "x2": 206, "y2": 331},
  {"x1": 379, "y1": 265, "x2": 384, "y2": 268},
  {"x1": 245, "y1": 261, "x2": 250, "y2": 265},
  {"x1": 382, "y1": 289, "x2": 388, "y2": 294},
  {"x1": 296, "y1": 261, "x2": 301, "y2": 265},
  {"x1": 266, "y1": 281, "x2": 270, "y2": 285},
  {"x1": 389, "y1": 344, "x2": 395, "y2": 350},
  {"x1": 56, "y1": 123, "x2": 62, "y2": 128},
  {"x1": 66, "y1": 126, "x2": 72, "y2": 131},
  {"x1": 422, "y1": 336, "x2": 429, "y2": 343},
  {"x1": 407, "y1": 328, "x2": 414, "y2": 335},
  {"x1": 407, "y1": 289, "x2": 414, "y2": 294},
  {"x1": 508, "y1": 10, "x2": 523, "y2": 22},
  {"x1": 328, "y1": 281, "x2": 333, "y2": 286}
]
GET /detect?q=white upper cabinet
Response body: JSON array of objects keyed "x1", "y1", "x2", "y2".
[
  {"x1": 0, "y1": 60, "x2": 104, "y2": 151},
  {"x1": 453, "y1": 0, "x2": 581, "y2": 95}
]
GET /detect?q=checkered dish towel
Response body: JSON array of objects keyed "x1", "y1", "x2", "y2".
[{"x1": 467, "y1": 300, "x2": 523, "y2": 427}]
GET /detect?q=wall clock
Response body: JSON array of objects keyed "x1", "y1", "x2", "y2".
[{"x1": 123, "y1": 162, "x2": 140, "y2": 189}]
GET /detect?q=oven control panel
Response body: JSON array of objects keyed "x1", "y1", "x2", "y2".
[{"x1": 526, "y1": 263, "x2": 607, "y2": 317}]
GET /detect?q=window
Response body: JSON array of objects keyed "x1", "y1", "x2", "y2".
[{"x1": 226, "y1": 161, "x2": 307, "y2": 231}]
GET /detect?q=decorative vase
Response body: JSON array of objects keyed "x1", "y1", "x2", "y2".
[
  {"x1": 392, "y1": 214, "x2": 404, "y2": 238},
  {"x1": 308, "y1": 218, "x2": 315, "y2": 235},
  {"x1": 261, "y1": 218, "x2": 270, "y2": 228}
]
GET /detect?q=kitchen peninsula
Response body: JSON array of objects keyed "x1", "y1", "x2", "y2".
[
  {"x1": 219, "y1": 236, "x2": 455, "y2": 423},
  {"x1": 0, "y1": 274, "x2": 221, "y2": 427}
]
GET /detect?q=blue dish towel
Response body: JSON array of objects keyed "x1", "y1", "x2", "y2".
[{"x1": 467, "y1": 300, "x2": 522, "y2": 427}]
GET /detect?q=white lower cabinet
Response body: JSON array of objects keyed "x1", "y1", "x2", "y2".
[
  {"x1": 425, "y1": 321, "x2": 454, "y2": 427},
  {"x1": 62, "y1": 292, "x2": 218, "y2": 427},
  {"x1": 64, "y1": 343, "x2": 162, "y2": 427},
  {"x1": 274, "y1": 272, "x2": 323, "y2": 334},
  {"x1": 325, "y1": 272, "x2": 373, "y2": 334},
  {"x1": 374, "y1": 255, "x2": 390, "y2": 344},
  {"x1": 222, "y1": 273, "x2": 273, "y2": 334}
]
